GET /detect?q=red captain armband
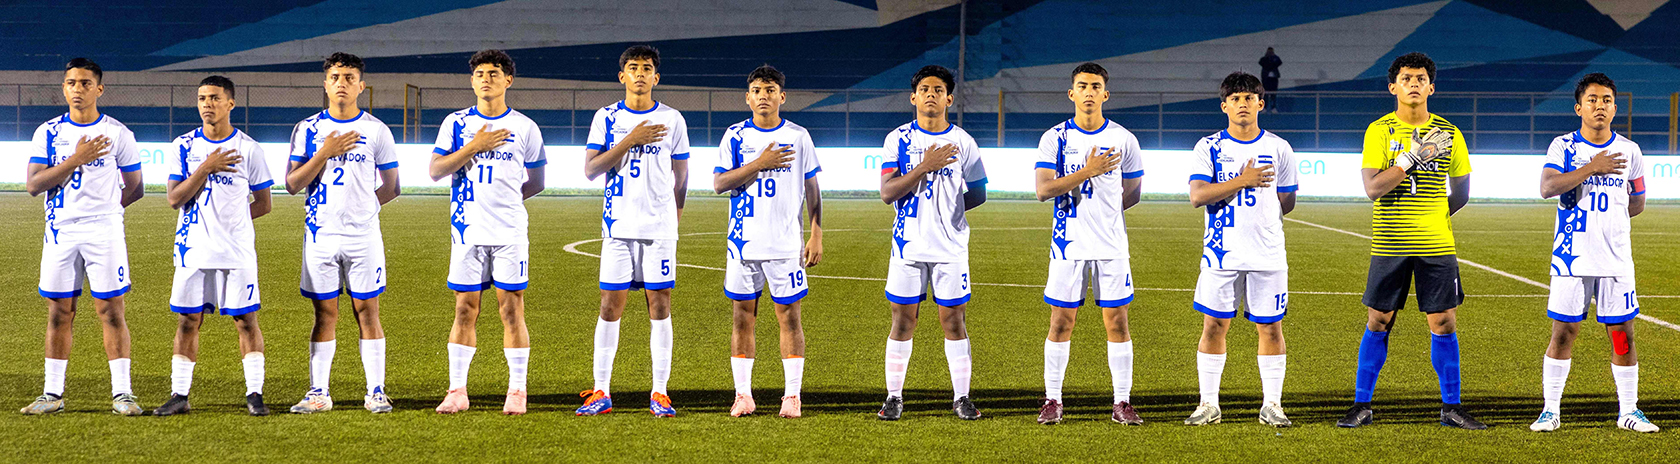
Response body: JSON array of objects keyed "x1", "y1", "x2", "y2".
[
  {"x1": 881, "y1": 161, "x2": 902, "y2": 176},
  {"x1": 1630, "y1": 177, "x2": 1646, "y2": 196}
]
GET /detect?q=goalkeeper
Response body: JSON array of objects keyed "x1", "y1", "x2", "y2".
[{"x1": 1336, "y1": 52, "x2": 1484, "y2": 430}]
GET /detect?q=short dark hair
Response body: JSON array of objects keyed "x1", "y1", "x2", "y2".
[
  {"x1": 747, "y1": 64, "x2": 785, "y2": 89},
  {"x1": 1574, "y1": 72, "x2": 1616, "y2": 103},
  {"x1": 1387, "y1": 52, "x2": 1436, "y2": 84},
  {"x1": 323, "y1": 52, "x2": 365, "y2": 76},
  {"x1": 1220, "y1": 72, "x2": 1263, "y2": 98},
  {"x1": 619, "y1": 45, "x2": 661, "y2": 71},
  {"x1": 199, "y1": 75, "x2": 235, "y2": 99},
  {"x1": 469, "y1": 49, "x2": 515, "y2": 76},
  {"x1": 65, "y1": 58, "x2": 102, "y2": 83},
  {"x1": 1071, "y1": 62, "x2": 1108, "y2": 84},
  {"x1": 911, "y1": 65, "x2": 955, "y2": 93}
]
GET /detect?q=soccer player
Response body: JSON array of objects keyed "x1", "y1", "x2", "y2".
[
  {"x1": 428, "y1": 50, "x2": 547, "y2": 415},
  {"x1": 20, "y1": 58, "x2": 145, "y2": 416},
  {"x1": 1182, "y1": 72, "x2": 1296, "y2": 427},
  {"x1": 1529, "y1": 73, "x2": 1657, "y2": 433},
  {"x1": 711, "y1": 65, "x2": 823, "y2": 419},
  {"x1": 154, "y1": 76, "x2": 275, "y2": 417},
  {"x1": 578, "y1": 45, "x2": 691, "y2": 418},
  {"x1": 1031, "y1": 62, "x2": 1145, "y2": 425},
  {"x1": 875, "y1": 65, "x2": 988, "y2": 421},
  {"x1": 1338, "y1": 52, "x2": 1483, "y2": 430},
  {"x1": 282, "y1": 52, "x2": 401, "y2": 414}
]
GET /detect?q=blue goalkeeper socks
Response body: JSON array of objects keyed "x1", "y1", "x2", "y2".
[
  {"x1": 1431, "y1": 332, "x2": 1462, "y2": 405},
  {"x1": 1354, "y1": 329, "x2": 1390, "y2": 403}
]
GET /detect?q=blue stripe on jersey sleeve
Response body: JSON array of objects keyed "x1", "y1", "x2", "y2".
[
  {"x1": 432, "y1": 147, "x2": 450, "y2": 156},
  {"x1": 805, "y1": 166, "x2": 822, "y2": 179},
  {"x1": 1189, "y1": 174, "x2": 1215, "y2": 183},
  {"x1": 376, "y1": 161, "x2": 399, "y2": 170},
  {"x1": 1277, "y1": 184, "x2": 1299, "y2": 193},
  {"x1": 881, "y1": 161, "x2": 900, "y2": 169},
  {"x1": 713, "y1": 166, "x2": 727, "y2": 174},
  {"x1": 118, "y1": 163, "x2": 142, "y2": 172},
  {"x1": 1121, "y1": 170, "x2": 1145, "y2": 179},
  {"x1": 289, "y1": 155, "x2": 309, "y2": 163},
  {"x1": 1034, "y1": 161, "x2": 1057, "y2": 170},
  {"x1": 967, "y1": 178, "x2": 987, "y2": 190},
  {"x1": 28, "y1": 156, "x2": 50, "y2": 165},
  {"x1": 672, "y1": 152, "x2": 690, "y2": 160},
  {"x1": 1543, "y1": 163, "x2": 1566, "y2": 172},
  {"x1": 586, "y1": 143, "x2": 604, "y2": 151},
  {"x1": 523, "y1": 159, "x2": 547, "y2": 169},
  {"x1": 249, "y1": 180, "x2": 274, "y2": 191},
  {"x1": 168, "y1": 174, "x2": 186, "y2": 182}
]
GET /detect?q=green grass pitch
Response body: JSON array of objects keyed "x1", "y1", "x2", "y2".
[{"x1": 0, "y1": 192, "x2": 1675, "y2": 461}]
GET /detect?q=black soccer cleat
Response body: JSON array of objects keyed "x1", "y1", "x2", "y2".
[
  {"x1": 1440, "y1": 405, "x2": 1487, "y2": 430},
  {"x1": 953, "y1": 396, "x2": 982, "y2": 420},
  {"x1": 1337, "y1": 403, "x2": 1373, "y2": 428},
  {"x1": 877, "y1": 396, "x2": 904, "y2": 421},
  {"x1": 246, "y1": 393, "x2": 270, "y2": 417},
  {"x1": 154, "y1": 394, "x2": 191, "y2": 417}
]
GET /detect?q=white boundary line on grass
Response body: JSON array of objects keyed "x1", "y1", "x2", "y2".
[{"x1": 1284, "y1": 217, "x2": 1680, "y2": 332}]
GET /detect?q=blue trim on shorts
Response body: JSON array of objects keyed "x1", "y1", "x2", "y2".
[
  {"x1": 725, "y1": 289, "x2": 761, "y2": 301},
  {"x1": 301, "y1": 288, "x2": 340, "y2": 300},
  {"x1": 349, "y1": 286, "x2": 385, "y2": 300},
  {"x1": 493, "y1": 280, "x2": 528, "y2": 291},
  {"x1": 934, "y1": 294, "x2": 971, "y2": 307},
  {"x1": 1245, "y1": 311, "x2": 1286, "y2": 324},
  {"x1": 221, "y1": 303, "x2": 261, "y2": 316},
  {"x1": 1194, "y1": 301, "x2": 1235, "y2": 319},
  {"x1": 1043, "y1": 295, "x2": 1083, "y2": 308},
  {"x1": 885, "y1": 291, "x2": 925, "y2": 305},
  {"x1": 1097, "y1": 295, "x2": 1134, "y2": 308},
  {"x1": 1598, "y1": 308, "x2": 1640, "y2": 324},
  {"x1": 600, "y1": 281, "x2": 633, "y2": 291},
  {"x1": 1547, "y1": 309, "x2": 1585, "y2": 323},
  {"x1": 642, "y1": 280, "x2": 675, "y2": 290},
  {"x1": 171, "y1": 304, "x2": 210, "y2": 314},
  {"x1": 771, "y1": 288, "x2": 808, "y2": 304},
  {"x1": 448, "y1": 281, "x2": 492, "y2": 292},
  {"x1": 90, "y1": 285, "x2": 131, "y2": 299},
  {"x1": 39, "y1": 288, "x2": 81, "y2": 299}
]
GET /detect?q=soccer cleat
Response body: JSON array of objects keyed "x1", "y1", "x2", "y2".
[
  {"x1": 649, "y1": 392, "x2": 676, "y2": 417},
  {"x1": 1184, "y1": 402, "x2": 1221, "y2": 425},
  {"x1": 1529, "y1": 411, "x2": 1560, "y2": 432},
  {"x1": 111, "y1": 393, "x2": 144, "y2": 416},
  {"x1": 1258, "y1": 402, "x2": 1292, "y2": 427},
  {"x1": 364, "y1": 386, "x2": 393, "y2": 414},
  {"x1": 19, "y1": 395, "x2": 64, "y2": 415},
  {"x1": 1036, "y1": 398, "x2": 1063, "y2": 425},
  {"x1": 877, "y1": 396, "x2": 903, "y2": 421},
  {"x1": 730, "y1": 393, "x2": 756, "y2": 417},
  {"x1": 575, "y1": 390, "x2": 612, "y2": 416},
  {"x1": 246, "y1": 393, "x2": 270, "y2": 416},
  {"x1": 435, "y1": 388, "x2": 469, "y2": 414},
  {"x1": 1111, "y1": 401, "x2": 1143, "y2": 425},
  {"x1": 289, "y1": 388, "x2": 333, "y2": 414},
  {"x1": 1618, "y1": 410, "x2": 1658, "y2": 433},
  {"x1": 1337, "y1": 403, "x2": 1373, "y2": 428},
  {"x1": 1439, "y1": 405, "x2": 1486, "y2": 430},
  {"x1": 154, "y1": 394, "x2": 191, "y2": 416},
  {"x1": 778, "y1": 395, "x2": 802, "y2": 419},
  {"x1": 953, "y1": 396, "x2": 981, "y2": 420},
  {"x1": 503, "y1": 389, "x2": 527, "y2": 415}
]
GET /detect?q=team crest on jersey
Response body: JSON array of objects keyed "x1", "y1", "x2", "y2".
[{"x1": 1389, "y1": 140, "x2": 1404, "y2": 153}]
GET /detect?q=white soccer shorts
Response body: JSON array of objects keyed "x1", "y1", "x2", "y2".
[
  {"x1": 599, "y1": 238, "x2": 676, "y2": 291},
  {"x1": 38, "y1": 236, "x2": 131, "y2": 300},
  {"x1": 1548, "y1": 275, "x2": 1639, "y2": 324},
  {"x1": 885, "y1": 257, "x2": 970, "y2": 307},
  {"x1": 170, "y1": 267, "x2": 261, "y2": 316},
  {"x1": 1043, "y1": 258, "x2": 1134, "y2": 308},
  {"x1": 300, "y1": 233, "x2": 387, "y2": 300},
  {"x1": 724, "y1": 258, "x2": 809, "y2": 304},
  {"x1": 447, "y1": 242, "x2": 529, "y2": 292},
  {"x1": 1192, "y1": 268, "x2": 1289, "y2": 323}
]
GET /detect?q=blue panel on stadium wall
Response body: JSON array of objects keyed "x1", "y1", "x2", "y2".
[
  {"x1": 1458, "y1": 0, "x2": 1624, "y2": 46},
  {"x1": 1354, "y1": 0, "x2": 1605, "y2": 81},
  {"x1": 1614, "y1": 2, "x2": 1680, "y2": 66},
  {"x1": 0, "y1": 0, "x2": 323, "y2": 70},
  {"x1": 1534, "y1": 48, "x2": 1680, "y2": 115},
  {"x1": 152, "y1": 0, "x2": 506, "y2": 58}
]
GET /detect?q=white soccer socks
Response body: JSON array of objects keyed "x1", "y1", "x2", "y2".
[
  {"x1": 108, "y1": 358, "x2": 132, "y2": 397},
  {"x1": 446, "y1": 343, "x2": 476, "y2": 391},
  {"x1": 43, "y1": 358, "x2": 67, "y2": 397},
  {"x1": 884, "y1": 338, "x2": 913, "y2": 398},
  {"x1": 1197, "y1": 351, "x2": 1227, "y2": 406},
  {"x1": 1258, "y1": 354, "x2": 1287, "y2": 405},
  {"x1": 944, "y1": 338, "x2": 973, "y2": 400},
  {"x1": 361, "y1": 338, "x2": 387, "y2": 395},
  {"x1": 242, "y1": 352, "x2": 265, "y2": 395},
  {"x1": 1108, "y1": 341, "x2": 1134, "y2": 404},
  {"x1": 309, "y1": 341, "x2": 336, "y2": 393},
  {"x1": 782, "y1": 357, "x2": 805, "y2": 398},
  {"x1": 1612, "y1": 363, "x2": 1639, "y2": 416},
  {"x1": 593, "y1": 318, "x2": 620, "y2": 395},
  {"x1": 1541, "y1": 356, "x2": 1572, "y2": 414},
  {"x1": 731, "y1": 356, "x2": 754, "y2": 395},
  {"x1": 650, "y1": 318, "x2": 674, "y2": 395},
  {"x1": 1043, "y1": 340, "x2": 1070, "y2": 401},
  {"x1": 171, "y1": 355, "x2": 196, "y2": 396},
  {"x1": 504, "y1": 347, "x2": 530, "y2": 391}
]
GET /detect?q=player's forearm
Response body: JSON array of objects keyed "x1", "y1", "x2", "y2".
[
  {"x1": 880, "y1": 171, "x2": 924, "y2": 203},
  {"x1": 805, "y1": 179, "x2": 823, "y2": 227},
  {"x1": 963, "y1": 183, "x2": 987, "y2": 211},
  {"x1": 1278, "y1": 192, "x2": 1297, "y2": 215},
  {"x1": 1629, "y1": 195, "x2": 1645, "y2": 217},
  {"x1": 1539, "y1": 169, "x2": 1595, "y2": 198},
  {"x1": 248, "y1": 193, "x2": 271, "y2": 220},
  {"x1": 25, "y1": 164, "x2": 76, "y2": 196},
  {"x1": 1447, "y1": 176, "x2": 1470, "y2": 216},
  {"x1": 166, "y1": 174, "x2": 209, "y2": 209},
  {"x1": 120, "y1": 172, "x2": 144, "y2": 207},
  {"x1": 584, "y1": 145, "x2": 632, "y2": 180},
  {"x1": 376, "y1": 170, "x2": 401, "y2": 204},
  {"x1": 1362, "y1": 167, "x2": 1407, "y2": 201},
  {"x1": 1121, "y1": 178, "x2": 1142, "y2": 210},
  {"x1": 714, "y1": 165, "x2": 760, "y2": 194},
  {"x1": 429, "y1": 152, "x2": 477, "y2": 181},
  {"x1": 284, "y1": 157, "x2": 331, "y2": 194},
  {"x1": 521, "y1": 169, "x2": 546, "y2": 200},
  {"x1": 1188, "y1": 180, "x2": 1245, "y2": 207},
  {"x1": 1035, "y1": 171, "x2": 1089, "y2": 202}
]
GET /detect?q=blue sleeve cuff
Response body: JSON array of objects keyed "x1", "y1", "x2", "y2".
[
  {"x1": 805, "y1": 166, "x2": 822, "y2": 179},
  {"x1": 1121, "y1": 170, "x2": 1145, "y2": 179},
  {"x1": 1188, "y1": 174, "x2": 1214, "y2": 183},
  {"x1": 249, "y1": 180, "x2": 274, "y2": 191},
  {"x1": 432, "y1": 147, "x2": 450, "y2": 156},
  {"x1": 524, "y1": 159, "x2": 547, "y2": 169},
  {"x1": 376, "y1": 161, "x2": 399, "y2": 170},
  {"x1": 168, "y1": 174, "x2": 186, "y2": 182},
  {"x1": 967, "y1": 178, "x2": 988, "y2": 189},
  {"x1": 1543, "y1": 163, "x2": 1567, "y2": 173},
  {"x1": 1631, "y1": 189, "x2": 1645, "y2": 196},
  {"x1": 586, "y1": 143, "x2": 604, "y2": 151},
  {"x1": 713, "y1": 166, "x2": 727, "y2": 174},
  {"x1": 1034, "y1": 161, "x2": 1057, "y2": 170},
  {"x1": 289, "y1": 155, "x2": 309, "y2": 163},
  {"x1": 672, "y1": 152, "x2": 690, "y2": 160},
  {"x1": 1277, "y1": 184, "x2": 1299, "y2": 193},
  {"x1": 28, "y1": 156, "x2": 50, "y2": 165},
  {"x1": 119, "y1": 163, "x2": 143, "y2": 172},
  {"x1": 881, "y1": 161, "x2": 900, "y2": 169}
]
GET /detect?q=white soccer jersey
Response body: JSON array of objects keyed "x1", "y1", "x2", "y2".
[
  {"x1": 432, "y1": 107, "x2": 548, "y2": 246},
  {"x1": 171, "y1": 128, "x2": 273, "y2": 269},
  {"x1": 883, "y1": 121, "x2": 987, "y2": 263},
  {"x1": 1190, "y1": 130, "x2": 1298, "y2": 271},
  {"x1": 1035, "y1": 119, "x2": 1144, "y2": 261},
  {"x1": 29, "y1": 113, "x2": 141, "y2": 243},
  {"x1": 1547, "y1": 131, "x2": 1645, "y2": 277},
  {"x1": 289, "y1": 110, "x2": 399, "y2": 241},
  {"x1": 714, "y1": 118, "x2": 821, "y2": 260},
  {"x1": 589, "y1": 101, "x2": 691, "y2": 240}
]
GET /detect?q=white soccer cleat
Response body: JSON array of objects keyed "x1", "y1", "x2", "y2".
[
  {"x1": 1258, "y1": 402, "x2": 1292, "y2": 427},
  {"x1": 1529, "y1": 411, "x2": 1560, "y2": 432},
  {"x1": 1619, "y1": 410, "x2": 1658, "y2": 433},
  {"x1": 364, "y1": 386, "x2": 393, "y2": 414},
  {"x1": 289, "y1": 388, "x2": 333, "y2": 414},
  {"x1": 1183, "y1": 402, "x2": 1221, "y2": 426}
]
